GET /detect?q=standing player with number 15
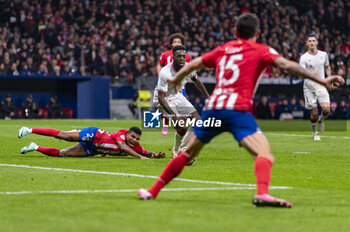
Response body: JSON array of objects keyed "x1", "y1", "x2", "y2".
[{"x1": 138, "y1": 13, "x2": 344, "y2": 208}]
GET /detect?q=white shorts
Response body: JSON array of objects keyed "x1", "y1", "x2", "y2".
[
  {"x1": 304, "y1": 89, "x2": 330, "y2": 110},
  {"x1": 155, "y1": 94, "x2": 196, "y2": 118}
]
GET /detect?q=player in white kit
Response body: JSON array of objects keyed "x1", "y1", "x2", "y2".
[
  {"x1": 154, "y1": 45, "x2": 209, "y2": 157},
  {"x1": 299, "y1": 34, "x2": 332, "y2": 140}
]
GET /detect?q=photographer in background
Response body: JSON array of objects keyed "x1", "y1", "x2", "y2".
[
  {"x1": 1, "y1": 94, "x2": 20, "y2": 119},
  {"x1": 21, "y1": 94, "x2": 43, "y2": 119},
  {"x1": 46, "y1": 95, "x2": 67, "y2": 119}
]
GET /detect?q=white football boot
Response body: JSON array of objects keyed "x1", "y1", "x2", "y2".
[
  {"x1": 18, "y1": 127, "x2": 32, "y2": 138},
  {"x1": 20, "y1": 142, "x2": 38, "y2": 154},
  {"x1": 313, "y1": 133, "x2": 321, "y2": 141}
]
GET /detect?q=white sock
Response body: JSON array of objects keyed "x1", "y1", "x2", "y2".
[
  {"x1": 180, "y1": 127, "x2": 193, "y2": 148},
  {"x1": 173, "y1": 132, "x2": 183, "y2": 152},
  {"x1": 33, "y1": 143, "x2": 39, "y2": 150},
  {"x1": 311, "y1": 123, "x2": 317, "y2": 135},
  {"x1": 29, "y1": 128, "x2": 33, "y2": 134}
]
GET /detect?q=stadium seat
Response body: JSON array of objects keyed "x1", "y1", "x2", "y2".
[
  {"x1": 64, "y1": 108, "x2": 73, "y2": 118},
  {"x1": 16, "y1": 108, "x2": 22, "y2": 117},
  {"x1": 38, "y1": 108, "x2": 48, "y2": 118}
]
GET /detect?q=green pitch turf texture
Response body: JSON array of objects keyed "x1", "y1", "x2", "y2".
[{"x1": 0, "y1": 120, "x2": 349, "y2": 232}]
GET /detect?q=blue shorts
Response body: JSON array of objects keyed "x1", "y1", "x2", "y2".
[
  {"x1": 193, "y1": 110, "x2": 261, "y2": 144},
  {"x1": 78, "y1": 127, "x2": 99, "y2": 156}
]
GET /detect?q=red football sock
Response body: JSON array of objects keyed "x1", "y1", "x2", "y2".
[
  {"x1": 255, "y1": 156, "x2": 273, "y2": 195},
  {"x1": 32, "y1": 128, "x2": 60, "y2": 137},
  {"x1": 163, "y1": 117, "x2": 169, "y2": 126},
  {"x1": 148, "y1": 154, "x2": 189, "y2": 198},
  {"x1": 37, "y1": 146, "x2": 60, "y2": 157}
]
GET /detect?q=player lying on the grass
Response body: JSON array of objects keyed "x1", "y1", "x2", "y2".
[
  {"x1": 138, "y1": 13, "x2": 344, "y2": 208},
  {"x1": 154, "y1": 45, "x2": 210, "y2": 158},
  {"x1": 18, "y1": 126, "x2": 166, "y2": 159}
]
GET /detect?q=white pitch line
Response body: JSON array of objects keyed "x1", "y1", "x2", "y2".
[
  {"x1": 293, "y1": 152, "x2": 311, "y2": 154},
  {"x1": 0, "y1": 186, "x2": 290, "y2": 196},
  {"x1": 267, "y1": 133, "x2": 350, "y2": 139},
  {"x1": 0, "y1": 163, "x2": 292, "y2": 189}
]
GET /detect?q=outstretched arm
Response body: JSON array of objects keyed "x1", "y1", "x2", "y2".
[
  {"x1": 273, "y1": 56, "x2": 344, "y2": 90},
  {"x1": 116, "y1": 140, "x2": 149, "y2": 159},
  {"x1": 193, "y1": 77, "x2": 210, "y2": 98}
]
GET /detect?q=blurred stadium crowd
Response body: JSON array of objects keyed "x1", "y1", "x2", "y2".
[{"x1": 0, "y1": 0, "x2": 349, "y2": 84}]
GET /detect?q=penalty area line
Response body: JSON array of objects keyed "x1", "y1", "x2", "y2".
[
  {"x1": 0, "y1": 163, "x2": 292, "y2": 189},
  {"x1": 267, "y1": 133, "x2": 350, "y2": 139},
  {"x1": 0, "y1": 186, "x2": 290, "y2": 196}
]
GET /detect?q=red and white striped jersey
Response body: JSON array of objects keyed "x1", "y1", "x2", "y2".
[
  {"x1": 159, "y1": 49, "x2": 191, "y2": 66},
  {"x1": 93, "y1": 129, "x2": 148, "y2": 156},
  {"x1": 201, "y1": 39, "x2": 280, "y2": 112}
]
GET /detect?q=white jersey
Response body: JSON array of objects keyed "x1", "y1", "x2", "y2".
[
  {"x1": 299, "y1": 50, "x2": 329, "y2": 91},
  {"x1": 153, "y1": 62, "x2": 196, "y2": 104}
]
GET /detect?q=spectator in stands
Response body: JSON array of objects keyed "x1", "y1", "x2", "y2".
[
  {"x1": 256, "y1": 96, "x2": 272, "y2": 119},
  {"x1": 0, "y1": 62, "x2": 6, "y2": 75},
  {"x1": 75, "y1": 65, "x2": 86, "y2": 76},
  {"x1": 46, "y1": 95, "x2": 67, "y2": 118},
  {"x1": 60, "y1": 62, "x2": 73, "y2": 76},
  {"x1": 118, "y1": 57, "x2": 132, "y2": 84},
  {"x1": 9, "y1": 63, "x2": 19, "y2": 76},
  {"x1": 335, "y1": 99, "x2": 348, "y2": 119},
  {"x1": 193, "y1": 96, "x2": 204, "y2": 115},
  {"x1": 275, "y1": 98, "x2": 292, "y2": 120},
  {"x1": 1, "y1": 94, "x2": 19, "y2": 119},
  {"x1": 0, "y1": 0, "x2": 349, "y2": 82},
  {"x1": 3, "y1": 52, "x2": 12, "y2": 74},
  {"x1": 51, "y1": 65, "x2": 61, "y2": 76},
  {"x1": 289, "y1": 97, "x2": 304, "y2": 119},
  {"x1": 37, "y1": 63, "x2": 48, "y2": 76},
  {"x1": 26, "y1": 57, "x2": 37, "y2": 74},
  {"x1": 107, "y1": 53, "x2": 119, "y2": 82},
  {"x1": 21, "y1": 94, "x2": 43, "y2": 119},
  {"x1": 298, "y1": 99, "x2": 310, "y2": 119},
  {"x1": 20, "y1": 63, "x2": 32, "y2": 76}
]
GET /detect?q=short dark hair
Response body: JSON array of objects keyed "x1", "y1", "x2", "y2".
[
  {"x1": 128, "y1": 127, "x2": 142, "y2": 136},
  {"x1": 307, "y1": 34, "x2": 318, "y2": 40},
  {"x1": 172, "y1": 45, "x2": 185, "y2": 54},
  {"x1": 236, "y1": 13, "x2": 259, "y2": 39},
  {"x1": 169, "y1": 33, "x2": 185, "y2": 46}
]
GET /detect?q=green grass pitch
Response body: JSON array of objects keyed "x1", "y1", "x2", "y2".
[{"x1": 0, "y1": 119, "x2": 349, "y2": 232}]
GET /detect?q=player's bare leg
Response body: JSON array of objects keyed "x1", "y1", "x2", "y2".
[
  {"x1": 179, "y1": 111, "x2": 201, "y2": 151},
  {"x1": 309, "y1": 108, "x2": 320, "y2": 140},
  {"x1": 21, "y1": 143, "x2": 87, "y2": 157},
  {"x1": 173, "y1": 129, "x2": 185, "y2": 158},
  {"x1": 240, "y1": 132, "x2": 292, "y2": 208},
  {"x1": 139, "y1": 134, "x2": 204, "y2": 200},
  {"x1": 318, "y1": 102, "x2": 330, "y2": 133},
  {"x1": 18, "y1": 127, "x2": 80, "y2": 141}
]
